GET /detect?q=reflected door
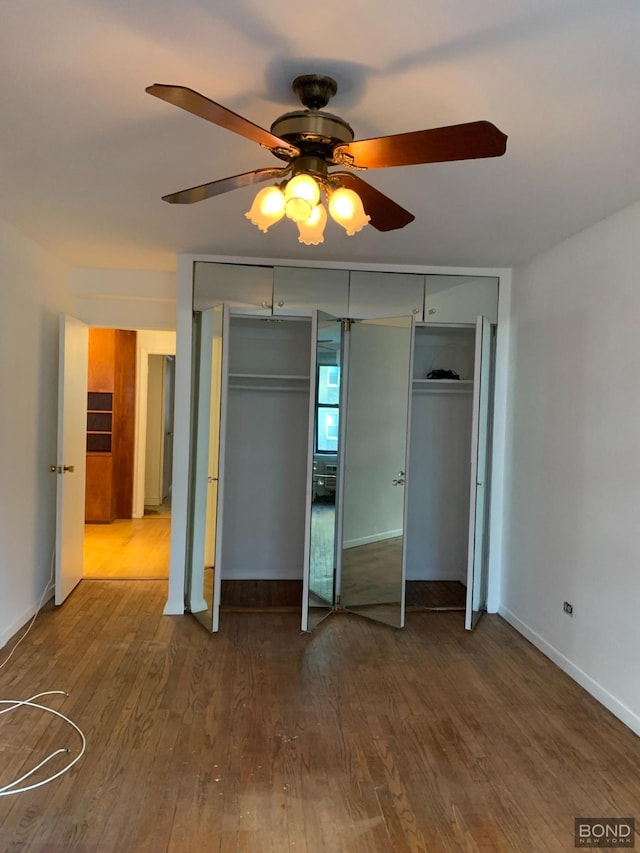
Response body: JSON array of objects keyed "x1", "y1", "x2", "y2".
[
  {"x1": 340, "y1": 316, "x2": 414, "y2": 628},
  {"x1": 465, "y1": 316, "x2": 493, "y2": 630},
  {"x1": 187, "y1": 305, "x2": 229, "y2": 633},
  {"x1": 302, "y1": 311, "x2": 342, "y2": 631}
]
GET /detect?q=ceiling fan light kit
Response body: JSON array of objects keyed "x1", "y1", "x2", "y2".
[{"x1": 147, "y1": 73, "x2": 507, "y2": 245}]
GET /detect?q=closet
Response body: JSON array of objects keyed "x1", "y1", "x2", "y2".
[
  {"x1": 185, "y1": 261, "x2": 497, "y2": 634},
  {"x1": 187, "y1": 304, "x2": 312, "y2": 631},
  {"x1": 407, "y1": 320, "x2": 493, "y2": 628}
]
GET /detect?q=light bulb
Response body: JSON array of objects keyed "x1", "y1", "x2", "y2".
[
  {"x1": 245, "y1": 186, "x2": 285, "y2": 232},
  {"x1": 328, "y1": 188, "x2": 370, "y2": 236},
  {"x1": 284, "y1": 174, "x2": 321, "y2": 223},
  {"x1": 297, "y1": 203, "x2": 327, "y2": 245}
]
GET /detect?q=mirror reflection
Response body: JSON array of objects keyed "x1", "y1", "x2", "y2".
[
  {"x1": 340, "y1": 316, "x2": 413, "y2": 628},
  {"x1": 307, "y1": 314, "x2": 341, "y2": 629},
  {"x1": 187, "y1": 306, "x2": 224, "y2": 632}
]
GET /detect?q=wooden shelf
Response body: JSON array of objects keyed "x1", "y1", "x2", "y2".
[{"x1": 412, "y1": 379, "x2": 473, "y2": 393}]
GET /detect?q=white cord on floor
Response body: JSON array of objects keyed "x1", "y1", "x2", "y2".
[
  {"x1": 0, "y1": 551, "x2": 55, "y2": 671},
  {"x1": 0, "y1": 553, "x2": 87, "y2": 796},
  {"x1": 0, "y1": 691, "x2": 87, "y2": 796}
]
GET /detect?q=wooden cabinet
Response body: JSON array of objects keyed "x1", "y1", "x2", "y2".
[
  {"x1": 84, "y1": 328, "x2": 136, "y2": 522},
  {"x1": 272, "y1": 266, "x2": 349, "y2": 317},
  {"x1": 348, "y1": 271, "x2": 424, "y2": 319},
  {"x1": 85, "y1": 454, "x2": 114, "y2": 523}
]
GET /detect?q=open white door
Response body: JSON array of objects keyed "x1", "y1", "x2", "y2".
[
  {"x1": 55, "y1": 315, "x2": 89, "y2": 604},
  {"x1": 465, "y1": 316, "x2": 494, "y2": 629},
  {"x1": 186, "y1": 305, "x2": 229, "y2": 633}
]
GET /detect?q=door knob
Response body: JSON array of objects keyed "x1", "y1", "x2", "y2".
[
  {"x1": 392, "y1": 477, "x2": 405, "y2": 486},
  {"x1": 63, "y1": 465, "x2": 75, "y2": 473}
]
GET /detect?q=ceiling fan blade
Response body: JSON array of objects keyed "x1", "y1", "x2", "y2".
[
  {"x1": 146, "y1": 84, "x2": 300, "y2": 158},
  {"x1": 331, "y1": 172, "x2": 415, "y2": 232},
  {"x1": 162, "y1": 167, "x2": 290, "y2": 204},
  {"x1": 334, "y1": 121, "x2": 507, "y2": 169}
]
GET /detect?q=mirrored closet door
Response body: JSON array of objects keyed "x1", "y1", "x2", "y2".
[
  {"x1": 303, "y1": 313, "x2": 415, "y2": 630},
  {"x1": 302, "y1": 312, "x2": 342, "y2": 631}
]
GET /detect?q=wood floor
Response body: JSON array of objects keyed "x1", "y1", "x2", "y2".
[
  {"x1": 1, "y1": 582, "x2": 639, "y2": 852},
  {"x1": 83, "y1": 517, "x2": 170, "y2": 579},
  {"x1": 219, "y1": 581, "x2": 466, "y2": 612}
]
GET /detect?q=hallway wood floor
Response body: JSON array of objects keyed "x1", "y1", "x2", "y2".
[
  {"x1": 83, "y1": 517, "x2": 170, "y2": 579},
  {"x1": 1, "y1": 582, "x2": 638, "y2": 852}
]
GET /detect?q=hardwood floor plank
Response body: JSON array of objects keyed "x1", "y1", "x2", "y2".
[{"x1": 83, "y1": 518, "x2": 170, "y2": 579}]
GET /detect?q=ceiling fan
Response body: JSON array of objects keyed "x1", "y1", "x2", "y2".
[{"x1": 146, "y1": 74, "x2": 507, "y2": 242}]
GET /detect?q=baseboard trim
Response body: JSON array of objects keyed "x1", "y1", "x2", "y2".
[
  {"x1": 0, "y1": 582, "x2": 54, "y2": 652},
  {"x1": 499, "y1": 606, "x2": 640, "y2": 737},
  {"x1": 343, "y1": 529, "x2": 403, "y2": 550}
]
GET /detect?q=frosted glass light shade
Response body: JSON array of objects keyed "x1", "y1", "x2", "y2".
[
  {"x1": 284, "y1": 174, "x2": 321, "y2": 222},
  {"x1": 297, "y1": 203, "x2": 327, "y2": 245},
  {"x1": 328, "y1": 188, "x2": 370, "y2": 236},
  {"x1": 245, "y1": 186, "x2": 285, "y2": 232}
]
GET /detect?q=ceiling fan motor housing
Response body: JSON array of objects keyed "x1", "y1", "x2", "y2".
[
  {"x1": 270, "y1": 74, "x2": 354, "y2": 165},
  {"x1": 270, "y1": 110, "x2": 354, "y2": 162}
]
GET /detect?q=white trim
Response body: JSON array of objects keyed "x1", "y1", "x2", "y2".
[
  {"x1": 164, "y1": 255, "x2": 195, "y2": 615},
  {"x1": 300, "y1": 311, "x2": 319, "y2": 632},
  {"x1": 487, "y1": 269, "x2": 511, "y2": 613},
  {"x1": 343, "y1": 528, "x2": 403, "y2": 550},
  {"x1": 186, "y1": 251, "x2": 510, "y2": 279},
  {"x1": 499, "y1": 607, "x2": 640, "y2": 737}
]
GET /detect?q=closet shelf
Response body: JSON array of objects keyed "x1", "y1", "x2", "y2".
[
  {"x1": 228, "y1": 372, "x2": 310, "y2": 392},
  {"x1": 412, "y1": 379, "x2": 473, "y2": 393},
  {"x1": 229, "y1": 372, "x2": 310, "y2": 380}
]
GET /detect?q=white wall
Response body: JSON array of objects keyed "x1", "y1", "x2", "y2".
[
  {"x1": 501, "y1": 200, "x2": 640, "y2": 735},
  {"x1": 70, "y1": 268, "x2": 176, "y2": 330},
  {"x1": 0, "y1": 218, "x2": 70, "y2": 649}
]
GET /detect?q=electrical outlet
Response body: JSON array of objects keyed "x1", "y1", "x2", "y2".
[{"x1": 563, "y1": 601, "x2": 573, "y2": 615}]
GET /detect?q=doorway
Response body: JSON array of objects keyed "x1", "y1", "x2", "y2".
[{"x1": 83, "y1": 330, "x2": 176, "y2": 580}]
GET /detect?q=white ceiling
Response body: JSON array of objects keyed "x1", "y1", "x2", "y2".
[{"x1": 1, "y1": 0, "x2": 639, "y2": 271}]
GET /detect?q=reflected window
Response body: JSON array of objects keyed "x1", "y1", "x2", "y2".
[{"x1": 316, "y1": 365, "x2": 340, "y2": 453}]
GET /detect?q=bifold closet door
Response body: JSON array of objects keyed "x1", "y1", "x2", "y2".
[
  {"x1": 465, "y1": 315, "x2": 493, "y2": 630},
  {"x1": 302, "y1": 311, "x2": 341, "y2": 631},
  {"x1": 186, "y1": 305, "x2": 229, "y2": 633},
  {"x1": 340, "y1": 315, "x2": 414, "y2": 628}
]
